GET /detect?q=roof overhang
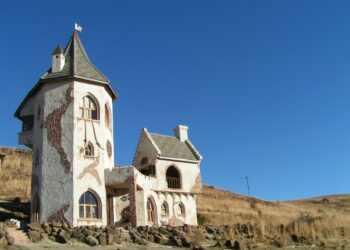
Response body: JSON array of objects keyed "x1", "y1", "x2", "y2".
[
  {"x1": 157, "y1": 155, "x2": 201, "y2": 164},
  {"x1": 14, "y1": 76, "x2": 118, "y2": 119}
]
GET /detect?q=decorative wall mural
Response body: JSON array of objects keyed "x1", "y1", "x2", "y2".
[
  {"x1": 78, "y1": 155, "x2": 102, "y2": 185},
  {"x1": 47, "y1": 204, "x2": 70, "y2": 223},
  {"x1": 106, "y1": 140, "x2": 112, "y2": 157},
  {"x1": 43, "y1": 87, "x2": 73, "y2": 173},
  {"x1": 190, "y1": 173, "x2": 202, "y2": 193}
]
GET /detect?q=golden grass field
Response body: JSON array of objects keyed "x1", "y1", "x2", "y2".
[
  {"x1": 197, "y1": 185, "x2": 350, "y2": 247},
  {"x1": 0, "y1": 147, "x2": 349, "y2": 248}
]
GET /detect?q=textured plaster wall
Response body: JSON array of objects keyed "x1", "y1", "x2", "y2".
[
  {"x1": 73, "y1": 81, "x2": 114, "y2": 226},
  {"x1": 132, "y1": 130, "x2": 158, "y2": 170},
  {"x1": 40, "y1": 81, "x2": 74, "y2": 223}
]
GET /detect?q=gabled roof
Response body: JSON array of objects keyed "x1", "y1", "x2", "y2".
[
  {"x1": 144, "y1": 129, "x2": 202, "y2": 162},
  {"x1": 15, "y1": 31, "x2": 117, "y2": 118}
]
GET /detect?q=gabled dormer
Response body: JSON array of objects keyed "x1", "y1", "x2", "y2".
[{"x1": 51, "y1": 45, "x2": 65, "y2": 73}]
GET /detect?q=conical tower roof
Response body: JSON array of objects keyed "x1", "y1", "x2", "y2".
[
  {"x1": 15, "y1": 32, "x2": 117, "y2": 118},
  {"x1": 41, "y1": 31, "x2": 110, "y2": 83}
]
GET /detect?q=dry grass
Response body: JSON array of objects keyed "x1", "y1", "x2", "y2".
[
  {"x1": 197, "y1": 185, "x2": 350, "y2": 246},
  {"x1": 0, "y1": 147, "x2": 349, "y2": 247},
  {"x1": 0, "y1": 147, "x2": 32, "y2": 201}
]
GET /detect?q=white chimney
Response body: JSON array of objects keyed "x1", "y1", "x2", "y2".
[
  {"x1": 51, "y1": 45, "x2": 65, "y2": 73},
  {"x1": 174, "y1": 125, "x2": 189, "y2": 142}
]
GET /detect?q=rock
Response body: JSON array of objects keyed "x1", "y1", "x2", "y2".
[
  {"x1": 48, "y1": 236, "x2": 56, "y2": 242},
  {"x1": 6, "y1": 235, "x2": 15, "y2": 245},
  {"x1": 56, "y1": 229, "x2": 71, "y2": 244},
  {"x1": 147, "y1": 234, "x2": 155, "y2": 243},
  {"x1": 51, "y1": 222, "x2": 62, "y2": 228},
  {"x1": 98, "y1": 233, "x2": 107, "y2": 246},
  {"x1": 114, "y1": 237, "x2": 122, "y2": 244},
  {"x1": 225, "y1": 239, "x2": 240, "y2": 249},
  {"x1": 106, "y1": 233, "x2": 114, "y2": 245},
  {"x1": 205, "y1": 225, "x2": 216, "y2": 234},
  {"x1": 120, "y1": 231, "x2": 131, "y2": 242},
  {"x1": 86, "y1": 235, "x2": 99, "y2": 246},
  {"x1": 155, "y1": 235, "x2": 169, "y2": 245},
  {"x1": 43, "y1": 224, "x2": 52, "y2": 234},
  {"x1": 175, "y1": 237, "x2": 182, "y2": 247},
  {"x1": 27, "y1": 223, "x2": 43, "y2": 232},
  {"x1": 106, "y1": 227, "x2": 115, "y2": 235},
  {"x1": 205, "y1": 233, "x2": 214, "y2": 240},
  {"x1": 0, "y1": 236, "x2": 8, "y2": 247},
  {"x1": 52, "y1": 227, "x2": 60, "y2": 233},
  {"x1": 28, "y1": 230, "x2": 41, "y2": 242},
  {"x1": 181, "y1": 236, "x2": 192, "y2": 247}
]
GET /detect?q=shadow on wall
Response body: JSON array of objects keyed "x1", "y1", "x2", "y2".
[{"x1": 0, "y1": 198, "x2": 30, "y2": 222}]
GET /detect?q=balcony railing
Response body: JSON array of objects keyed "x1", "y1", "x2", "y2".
[{"x1": 166, "y1": 177, "x2": 180, "y2": 189}]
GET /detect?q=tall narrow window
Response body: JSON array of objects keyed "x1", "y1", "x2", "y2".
[
  {"x1": 105, "y1": 103, "x2": 111, "y2": 127},
  {"x1": 79, "y1": 191, "x2": 98, "y2": 219},
  {"x1": 161, "y1": 201, "x2": 169, "y2": 215},
  {"x1": 166, "y1": 166, "x2": 181, "y2": 189},
  {"x1": 80, "y1": 96, "x2": 98, "y2": 120},
  {"x1": 84, "y1": 142, "x2": 94, "y2": 156},
  {"x1": 147, "y1": 198, "x2": 155, "y2": 224},
  {"x1": 178, "y1": 202, "x2": 185, "y2": 216}
]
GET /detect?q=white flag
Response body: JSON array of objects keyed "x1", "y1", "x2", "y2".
[{"x1": 75, "y1": 23, "x2": 82, "y2": 32}]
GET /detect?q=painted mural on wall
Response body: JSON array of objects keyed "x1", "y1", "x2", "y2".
[
  {"x1": 78, "y1": 155, "x2": 102, "y2": 185},
  {"x1": 43, "y1": 88, "x2": 74, "y2": 173}
]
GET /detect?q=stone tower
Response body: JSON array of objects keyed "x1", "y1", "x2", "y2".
[{"x1": 15, "y1": 31, "x2": 117, "y2": 226}]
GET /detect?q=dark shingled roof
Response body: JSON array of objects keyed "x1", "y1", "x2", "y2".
[
  {"x1": 149, "y1": 133, "x2": 200, "y2": 161},
  {"x1": 15, "y1": 32, "x2": 117, "y2": 118},
  {"x1": 41, "y1": 32, "x2": 109, "y2": 83}
]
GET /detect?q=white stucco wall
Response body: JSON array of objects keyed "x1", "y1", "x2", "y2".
[{"x1": 72, "y1": 80, "x2": 115, "y2": 226}]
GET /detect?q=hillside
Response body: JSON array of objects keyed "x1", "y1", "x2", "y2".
[
  {"x1": 0, "y1": 147, "x2": 349, "y2": 248},
  {"x1": 0, "y1": 147, "x2": 31, "y2": 201}
]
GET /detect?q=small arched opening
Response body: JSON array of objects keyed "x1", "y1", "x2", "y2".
[{"x1": 166, "y1": 166, "x2": 181, "y2": 189}]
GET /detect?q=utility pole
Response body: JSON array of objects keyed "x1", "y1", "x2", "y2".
[{"x1": 245, "y1": 176, "x2": 251, "y2": 197}]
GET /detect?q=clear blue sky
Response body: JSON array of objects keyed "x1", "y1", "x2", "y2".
[{"x1": 1, "y1": 1, "x2": 349, "y2": 201}]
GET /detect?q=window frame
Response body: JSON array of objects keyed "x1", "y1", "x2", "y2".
[
  {"x1": 79, "y1": 95, "x2": 99, "y2": 121},
  {"x1": 78, "y1": 190, "x2": 101, "y2": 220}
]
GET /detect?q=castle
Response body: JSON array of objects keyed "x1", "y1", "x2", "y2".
[{"x1": 14, "y1": 31, "x2": 202, "y2": 227}]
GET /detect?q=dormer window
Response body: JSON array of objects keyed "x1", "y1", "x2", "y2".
[
  {"x1": 22, "y1": 115, "x2": 34, "y2": 132},
  {"x1": 80, "y1": 96, "x2": 98, "y2": 120}
]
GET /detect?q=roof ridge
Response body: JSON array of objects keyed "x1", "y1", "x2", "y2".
[
  {"x1": 144, "y1": 129, "x2": 161, "y2": 154},
  {"x1": 149, "y1": 132, "x2": 177, "y2": 139},
  {"x1": 185, "y1": 139, "x2": 203, "y2": 161}
]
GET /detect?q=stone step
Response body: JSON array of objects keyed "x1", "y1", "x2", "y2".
[{"x1": 7, "y1": 227, "x2": 30, "y2": 244}]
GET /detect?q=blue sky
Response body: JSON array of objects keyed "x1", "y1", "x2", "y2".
[{"x1": 1, "y1": 1, "x2": 349, "y2": 201}]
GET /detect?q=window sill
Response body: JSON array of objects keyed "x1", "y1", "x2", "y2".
[
  {"x1": 77, "y1": 118, "x2": 100, "y2": 123},
  {"x1": 77, "y1": 218, "x2": 101, "y2": 222},
  {"x1": 83, "y1": 155, "x2": 97, "y2": 159}
]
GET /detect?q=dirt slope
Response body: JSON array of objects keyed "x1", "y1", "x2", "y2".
[{"x1": 0, "y1": 147, "x2": 349, "y2": 247}]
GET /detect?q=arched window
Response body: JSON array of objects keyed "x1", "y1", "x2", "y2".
[
  {"x1": 80, "y1": 96, "x2": 98, "y2": 120},
  {"x1": 79, "y1": 191, "x2": 99, "y2": 219},
  {"x1": 178, "y1": 202, "x2": 185, "y2": 216},
  {"x1": 166, "y1": 166, "x2": 181, "y2": 189},
  {"x1": 161, "y1": 201, "x2": 169, "y2": 215},
  {"x1": 105, "y1": 103, "x2": 111, "y2": 127},
  {"x1": 122, "y1": 206, "x2": 130, "y2": 223},
  {"x1": 147, "y1": 198, "x2": 155, "y2": 224},
  {"x1": 84, "y1": 142, "x2": 94, "y2": 156},
  {"x1": 140, "y1": 157, "x2": 148, "y2": 166}
]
